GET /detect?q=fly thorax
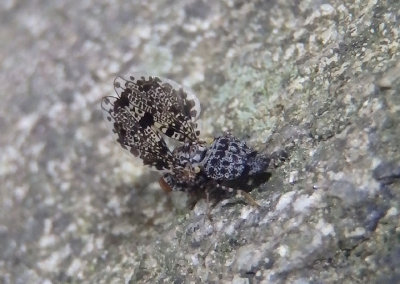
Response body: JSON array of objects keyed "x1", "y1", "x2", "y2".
[{"x1": 173, "y1": 141, "x2": 207, "y2": 169}]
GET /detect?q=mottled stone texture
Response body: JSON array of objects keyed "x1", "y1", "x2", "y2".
[{"x1": 0, "y1": 0, "x2": 399, "y2": 283}]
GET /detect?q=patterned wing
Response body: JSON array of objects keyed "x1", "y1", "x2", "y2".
[
  {"x1": 113, "y1": 74, "x2": 201, "y2": 142},
  {"x1": 101, "y1": 95, "x2": 176, "y2": 171}
]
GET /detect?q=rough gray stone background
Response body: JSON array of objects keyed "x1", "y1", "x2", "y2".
[{"x1": 0, "y1": 0, "x2": 399, "y2": 283}]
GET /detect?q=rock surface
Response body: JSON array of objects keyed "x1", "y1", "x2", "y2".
[{"x1": 0, "y1": 0, "x2": 399, "y2": 283}]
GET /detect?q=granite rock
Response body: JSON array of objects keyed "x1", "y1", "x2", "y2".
[{"x1": 0, "y1": 0, "x2": 399, "y2": 283}]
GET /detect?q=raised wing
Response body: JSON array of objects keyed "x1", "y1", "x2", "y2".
[
  {"x1": 101, "y1": 95, "x2": 176, "y2": 171},
  {"x1": 113, "y1": 74, "x2": 201, "y2": 142}
]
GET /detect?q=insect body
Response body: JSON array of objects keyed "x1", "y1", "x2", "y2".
[{"x1": 101, "y1": 74, "x2": 270, "y2": 199}]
